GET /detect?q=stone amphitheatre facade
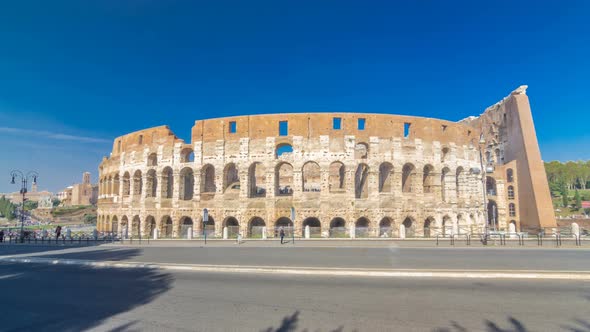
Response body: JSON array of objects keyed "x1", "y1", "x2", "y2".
[{"x1": 97, "y1": 86, "x2": 556, "y2": 239}]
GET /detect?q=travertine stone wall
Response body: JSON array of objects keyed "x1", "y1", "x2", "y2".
[{"x1": 97, "y1": 87, "x2": 555, "y2": 238}]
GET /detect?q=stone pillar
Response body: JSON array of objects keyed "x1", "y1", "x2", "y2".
[
  {"x1": 305, "y1": 225, "x2": 310, "y2": 239},
  {"x1": 399, "y1": 224, "x2": 406, "y2": 239},
  {"x1": 223, "y1": 226, "x2": 228, "y2": 239},
  {"x1": 187, "y1": 227, "x2": 192, "y2": 240},
  {"x1": 173, "y1": 173, "x2": 181, "y2": 203},
  {"x1": 66, "y1": 228, "x2": 72, "y2": 239},
  {"x1": 350, "y1": 223, "x2": 355, "y2": 239},
  {"x1": 153, "y1": 228, "x2": 159, "y2": 240},
  {"x1": 262, "y1": 226, "x2": 267, "y2": 239}
]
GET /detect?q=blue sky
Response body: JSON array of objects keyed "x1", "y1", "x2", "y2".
[{"x1": 1, "y1": 0, "x2": 589, "y2": 193}]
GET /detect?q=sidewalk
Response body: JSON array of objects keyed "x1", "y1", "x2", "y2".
[{"x1": 0, "y1": 237, "x2": 586, "y2": 248}]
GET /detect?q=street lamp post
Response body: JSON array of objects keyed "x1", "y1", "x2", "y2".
[{"x1": 10, "y1": 170, "x2": 39, "y2": 243}]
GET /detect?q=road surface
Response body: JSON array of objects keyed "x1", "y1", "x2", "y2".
[{"x1": 0, "y1": 262, "x2": 588, "y2": 331}]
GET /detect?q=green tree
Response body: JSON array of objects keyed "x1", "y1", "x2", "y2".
[
  {"x1": 23, "y1": 200, "x2": 38, "y2": 211},
  {"x1": 560, "y1": 182, "x2": 569, "y2": 208},
  {"x1": 0, "y1": 196, "x2": 16, "y2": 220},
  {"x1": 52, "y1": 198, "x2": 61, "y2": 207},
  {"x1": 574, "y1": 190, "x2": 582, "y2": 210}
]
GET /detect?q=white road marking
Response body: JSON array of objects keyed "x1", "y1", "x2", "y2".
[{"x1": 2, "y1": 257, "x2": 590, "y2": 281}]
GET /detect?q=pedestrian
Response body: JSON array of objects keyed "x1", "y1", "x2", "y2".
[
  {"x1": 55, "y1": 225, "x2": 62, "y2": 242},
  {"x1": 280, "y1": 227, "x2": 285, "y2": 244},
  {"x1": 0, "y1": 229, "x2": 4, "y2": 243}
]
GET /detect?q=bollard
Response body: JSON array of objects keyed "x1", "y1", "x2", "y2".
[
  {"x1": 436, "y1": 234, "x2": 439, "y2": 246},
  {"x1": 450, "y1": 235, "x2": 455, "y2": 246},
  {"x1": 466, "y1": 234, "x2": 471, "y2": 246}
]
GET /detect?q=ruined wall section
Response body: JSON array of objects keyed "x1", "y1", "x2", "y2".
[
  {"x1": 98, "y1": 113, "x2": 487, "y2": 238},
  {"x1": 461, "y1": 86, "x2": 556, "y2": 229}
]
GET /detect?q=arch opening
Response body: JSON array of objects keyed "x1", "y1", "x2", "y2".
[
  {"x1": 248, "y1": 217, "x2": 266, "y2": 238},
  {"x1": 379, "y1": 163, "x2": 393, "y2": 193},
  {"x1": 248, "y1": 162, "x2": 266, "y2": 197},
  {"x1": 223, "y1": 163, "x2": 240, "y2": 193},
  {"x1": 329, "y1": 162, "x2": 345, "y2": 192},
  {"x1": 276, "y1": 163, "x2": 294, "y2": 196},
  {"x1": 201, "y1": 164, "x2": 216, "y2": 193},
  {"x1": 355, "y1": 217, "x2": 370, "y2": 238},
  {"x1": 402, "y1": 163, "x2": 416, "y2": 193},
  {"x1": 329, "y1": 217, "x2": 347, "y2": 238},
  {"x1": 302, "y1": 161, "x2": 321, "y2": 192},
  {"x1": 179, "y1": 167, "x2": 194, "y2": 200},
  {"x1": 302, "y1": 217, "x2": 321, "y2": 238}
]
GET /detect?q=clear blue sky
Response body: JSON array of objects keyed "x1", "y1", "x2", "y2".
[{"x1": 1, "y1": 1, "x2": 589, "y2": 193}]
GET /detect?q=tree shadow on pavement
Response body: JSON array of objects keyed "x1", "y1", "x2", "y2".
[
  {"x1": 434, "y1": 316, "x2": 528, "y2": 332},
  {"x1": 263, "y1": 311, "x2": 344, "y2": 332},
  {"x1": 0, "y1": 242, "x2": 108, "y2": 257},
  {"x1": 0, "y1": 262, "x2": 173, "y2": 331},
  {"x1": 28, "y1": 247, "x2": 143, "y2": 261}
]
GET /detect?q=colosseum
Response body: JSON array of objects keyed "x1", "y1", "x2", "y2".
[{"x1": 97, "y1": 86, "x2": 556, "y2": 239}]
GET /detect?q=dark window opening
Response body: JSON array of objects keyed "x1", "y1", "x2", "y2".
[
  {"x1": 279, "y1": 121, "x2": 288, "y2": 136},
  {"x1": 404, "y1": 123, "x2": 411, "y2": 138},
  {"x1": 229, "y1": 121, "x2": 237, "y2": 133},
  {"x1": 442, "y1": 125, "x2": 447, "y2": 132},
  {"x1": 333, "y1": 117, "x2": 342, "y2": 130},
  {"x1": 358, "y1": 118, "x2": 366, "y2": 130},
  {"x1": 138, "y1": 135, "x2": 143, "y2": 144}
]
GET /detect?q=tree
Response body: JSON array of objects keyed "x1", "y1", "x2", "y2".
[
  {"x1": 23, "y1": 200, "x2": 38, "y2": 211},
  {"x1": 560, "y1": 182, "x2": 569, "y2": 208},
  {"x1": 575, "y1": 190, "x2": 582, "y2": 210},
  {"x1": 0, "y1": 196, "x2": 16, "y2": 220},
  {"x1": 52, "y1": 198, "x2": 61, "y2": 207}
]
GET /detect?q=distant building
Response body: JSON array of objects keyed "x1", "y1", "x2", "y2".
[
  {"x1": 1, "y1": 181, "x2": 53, "y2": 204},
  {"x1": 58, "y1": 172, "x2": 98, "y2": 206}
]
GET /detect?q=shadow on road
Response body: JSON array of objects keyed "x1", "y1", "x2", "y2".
[
  {"x1": 435, "y1": 305, "x2": 590, "y2": 331},
  {"x1": 0, "y1": 242, "x2": 107, "y2": 256},
  {"x1": 0, "y1": 262, "x2": 173, "y2": 331},
  {"x1": 28, "y1": 247, "x2": 143, "y2": 261},
  {"x1": 264, "y1": 311, "x2": 344, "y2": 332}
]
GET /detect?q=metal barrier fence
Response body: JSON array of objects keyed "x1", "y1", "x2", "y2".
[
  {"x1": 0, "y1": 230, "x2": 121, "y2": 245},
  {"x1": 1, "y1": 224, "x2": 585, "y2": 247}
]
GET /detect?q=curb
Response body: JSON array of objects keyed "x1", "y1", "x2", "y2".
[{"x1": 2, "y1": 257, "x2": 590, "y2": 280}]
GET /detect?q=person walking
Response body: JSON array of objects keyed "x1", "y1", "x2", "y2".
[
  {"x1": 55, "y1": 225, "x2": 62, "y2": 242},
  {"x1": 0, "y1": 229, "x2": 4, "y2": 243},
  {"x1": 279, "y1": 227, "x2": 285, "y2": 244}
]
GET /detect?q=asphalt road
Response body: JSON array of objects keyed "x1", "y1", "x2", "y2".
[
  {"x1": 0, "y1": 262, "x2": 588, "y2": 332},
  {"x1": 3, "y1": 245, "x2": 590, "y2": 271}
]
